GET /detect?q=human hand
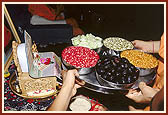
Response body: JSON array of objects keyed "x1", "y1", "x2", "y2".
[
  {"x1": 132, "y1": 40, "x2": 153, "y2": 53},
  {"x1": 61, "y1": 69, "x2": 81, "y2": 97},
  {"x1": 126, "y1": 82, "x2": 159, "y2": 104}
]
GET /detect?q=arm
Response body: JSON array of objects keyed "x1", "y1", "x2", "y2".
[
  {"x1": 47, "y1": 85, "x2": 73, "y2": 111},
  {"x1": 132, "y1": 40, "x2": 160, "y2": 53},
  {"x1": 47, "y1": 69, "x2": 81, "y2": 111}
]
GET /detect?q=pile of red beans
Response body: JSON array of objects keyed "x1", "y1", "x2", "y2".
[{"x1": 62, "y1": 46, "x2": 99, "y2": 68}]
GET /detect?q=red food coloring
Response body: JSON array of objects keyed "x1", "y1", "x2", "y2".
[{"x1": 62, "y1": 46, "x2": 99, "y2": 68}]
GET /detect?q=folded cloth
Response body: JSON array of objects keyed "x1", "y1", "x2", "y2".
[
  {"x1": 17, "y1": 43, "x2": 28, "y2": 72},
  {"x1": 30, "y1": 15, "x2": 66, "y2": 25}
]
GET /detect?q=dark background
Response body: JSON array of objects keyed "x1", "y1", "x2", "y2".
[
  {"x1": 38, "y1": 4, "x2": 164, "y2": 57},
  {"x1": 64, "y1": 4, "x2": 164, "y2": 41}
]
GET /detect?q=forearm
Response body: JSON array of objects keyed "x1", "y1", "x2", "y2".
[{"x1": 47, "y1": 86, "x2": 72, "y2": 111}]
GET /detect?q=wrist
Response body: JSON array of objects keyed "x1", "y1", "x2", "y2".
[
  {"x1": 148, "y1": 41, "x2": 160, "y2": 53},
  {"x1": 61, "y1": 84, "x2": 74, "y2": 97}
]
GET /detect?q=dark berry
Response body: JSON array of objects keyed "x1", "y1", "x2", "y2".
[
  {"x1": 103, "y1": 75, "x2": 108, "y2": 79},
  {"x1": 104, "y1": 60, "x2": 111, "y2": 66},
  {"x1": 121, "y1": 57, "x2": 129, "y2": 63},
  {"x1": 107, "y1": 72, "x2": 112, "y2": 76},
  {"x1": 104, "y1": 64, "x2": 111, "y2": 70}
]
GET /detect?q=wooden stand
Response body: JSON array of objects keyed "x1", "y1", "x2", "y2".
[{"x1": 12, "y1": 41, "x2": 57, "y2": 99}]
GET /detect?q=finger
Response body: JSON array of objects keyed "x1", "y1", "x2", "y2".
[
  {"x1": 75, "y1": 78, "x2": 85, "y2": 86},
  {"x1": 75, "y1": 84, "x2": 82, "y2": 89},
  {"x1": 126, "y1": 89, "x2": 139, "y2": 98},
  {"x1": 127, "y1": 89, "x2": 138, "y2": 94},
  {"x1": 128, "y1": 106, "x2": 137, "y2": 111},
  {"x1": 139, "y1": 82, "x2": 153, "y2": 94},
  {"x1": 74, "y1": 69, "x2": 79, "y2": 77},
  {"x1": 128, "y1": 106, "x2": 143, "y2": 111},
  {"x1": 131, "y1": 40, "x2": 136, "y2": 45},
  {"x1": 126, "y1": 91, "x2": 140, "y2": 99}
]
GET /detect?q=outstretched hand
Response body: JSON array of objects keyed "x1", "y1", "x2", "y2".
[
  {"x1": 132, "y1": 40, "x2": 153, "y2": 53},
  {"x1": 126, "y1": 82, "x2": 159, "y2": 104}
]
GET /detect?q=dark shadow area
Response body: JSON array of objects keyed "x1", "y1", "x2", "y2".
[{"x1": 64, "y1": 4, "x2": 164, "y2": 41}]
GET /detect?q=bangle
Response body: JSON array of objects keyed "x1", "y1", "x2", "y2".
[{"x1": 153, "y1": 41, "x2": 154, "y2": 53}]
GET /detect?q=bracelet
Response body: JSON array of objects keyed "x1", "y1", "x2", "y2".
[{"x1": 153, "y1": 41, "x2": 154, "y2": 53}]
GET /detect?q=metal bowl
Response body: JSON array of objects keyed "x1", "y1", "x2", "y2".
[
  {"x1": 95, "y1": 71, "x2": 137, "y2": 90},
  {"x1": 136, "y1": 67, "x2": 157, "y2": 77},
  {"x1": 120, "y1": 49, "x2": 158, "y2": 77},
  {"x1": 61, "y1": 46, "x2": 99, "y2": 75},
  {"x1": 98, "y1": 46, "x2": 120, "y2": 57},
  {"x1": 93, "y1": 47, "x2": 102, "y2": 54},
  {"x1": 62, "y1": 58, "x2": 94, "y2": 75}
]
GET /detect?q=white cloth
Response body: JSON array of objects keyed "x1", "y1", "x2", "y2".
[
  {"x1": 17, "y1": 43, "x2": 28, "y2": 72},
  {"x1": 30, "y1": 14, "x2": 66, "y2": 25}
]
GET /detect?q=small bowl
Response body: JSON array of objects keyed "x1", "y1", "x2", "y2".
[
  {"x1": 103, "y1": 37, "x2": 134, "y2": 52},
  {"x1": 69, "y1": 95, "x2": 92, "y2": 111}
]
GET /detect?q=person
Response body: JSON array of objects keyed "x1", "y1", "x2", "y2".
[
  {"x1": 47, "y1": 69, "x2": 108, "y2": 111},
  {"x1": 126, "y1": 82, "x2": 164, "y2": 111},
  {"x1": 126, "y1": 33, "x2": 164, "y2": 111},
  {"x1": 28, "y1": 4, "x2": 84, "y2": 36},
  {"x1": 132, "y1": 33, "x2": 164, "y2": 90},
  {"x1": 150, "y1": 86, "x2": 164, "y2": 111},
  {"x1": 47, "y1": 69, "x2": 81, "y2": 111}
]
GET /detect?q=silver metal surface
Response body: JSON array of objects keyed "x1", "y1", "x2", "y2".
[
  {"x1": 61, "y1": 64, "x2": 156, "y2": 94},
  {"x1": 137, "y1": 67, "x2": 156, "y2": 77},
  {"x1": 62, "y1": 58, "x2": 94, "y2": 75},
  {"x1": 96, "y1": 72, "x2": 135, "y2": 89},
  {"x1": 78, "y1": 68, "x2": 156, "y2": 94}
]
